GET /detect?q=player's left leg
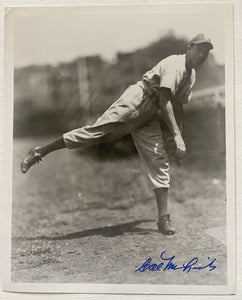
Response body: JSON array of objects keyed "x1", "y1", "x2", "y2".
[{"x1": 131, "y1": 116, "x2": 176, "y2": 235}]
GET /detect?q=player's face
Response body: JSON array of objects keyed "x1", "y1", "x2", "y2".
[{"x1": 187, "y1": 44, "x2": 211, "y2": 68}]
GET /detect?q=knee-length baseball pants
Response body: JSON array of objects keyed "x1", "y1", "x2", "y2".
[{"x1": 63, "y1": 82, "x2": 170, "y2": 188}]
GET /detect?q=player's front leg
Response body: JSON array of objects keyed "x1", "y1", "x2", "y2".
[
  {"x1": 131, "y1": 117, "x2": 176, "y2": 235},
  {"x1": 155, "y1": 187, "x2": 176, "y2": 235}
]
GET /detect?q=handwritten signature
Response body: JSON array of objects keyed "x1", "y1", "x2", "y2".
[{"x1": 135, "y1": 251, "x2": 216, "y2": 273}]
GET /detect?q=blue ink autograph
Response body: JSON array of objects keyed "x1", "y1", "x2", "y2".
[{"x1": 135, "y1": 251, "x2": 216, "y2": 273}]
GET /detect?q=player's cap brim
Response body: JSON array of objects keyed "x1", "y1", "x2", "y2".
[{"x1": 190, "y1": 40, "x2": 213, "y2": 50}]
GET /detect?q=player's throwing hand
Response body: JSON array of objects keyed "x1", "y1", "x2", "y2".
[{"x1": 174, "y1": 133, "x2": 186, "y2": 158}]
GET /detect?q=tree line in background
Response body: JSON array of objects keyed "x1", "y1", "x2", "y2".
[{"x1": 14, "y1": 34, "x2": 224, "y2": 137}]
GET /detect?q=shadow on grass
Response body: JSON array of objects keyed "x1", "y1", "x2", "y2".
[{"x1": 17, "y1": 219, "x2": 156, "y2": 240}]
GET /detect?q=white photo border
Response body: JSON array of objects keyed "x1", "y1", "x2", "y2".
[{"x1": 2, "y1": 3, "x2": 236, "y2": 295}]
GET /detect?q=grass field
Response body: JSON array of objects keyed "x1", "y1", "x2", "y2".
[{"x1": 11, "y1": 136, "x2": 227, "y2": 285}]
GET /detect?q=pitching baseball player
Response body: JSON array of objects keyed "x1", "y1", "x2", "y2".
[{"x1": 21, "y1": 34, "x2": 213, "y2": 235}]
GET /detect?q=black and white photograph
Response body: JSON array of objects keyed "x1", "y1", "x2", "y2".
[{"x1": 3, "y1": 3, "x2": 235, "y2": 294}]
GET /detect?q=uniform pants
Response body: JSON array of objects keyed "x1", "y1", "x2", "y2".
[{"x1": 63, "y1": 82, "x2": 170, "y2": 188}]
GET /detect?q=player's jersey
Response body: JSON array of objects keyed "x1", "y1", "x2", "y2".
[{"x1": 142, "y1": 54, "x2": 196, "y2": 104}]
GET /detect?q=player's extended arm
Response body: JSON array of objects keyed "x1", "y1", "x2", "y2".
[{"x1": 159, "y1": 88, "x2": 186, "y2": 157}]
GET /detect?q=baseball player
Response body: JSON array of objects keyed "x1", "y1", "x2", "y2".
[{"x1": 21, "y1": 34, "x2": 213, "y2": 235}]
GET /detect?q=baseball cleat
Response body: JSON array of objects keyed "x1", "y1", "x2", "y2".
[
  {"x1": 20, "y1": 146, "x2": 43, "y2": 174},
  {"x1": 157, "y1": 214, "x2": 176, "y2": 235}
]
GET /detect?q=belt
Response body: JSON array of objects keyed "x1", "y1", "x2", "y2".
[{"x1": 139, "y1": 80, "x2": 159, "y2": 99}]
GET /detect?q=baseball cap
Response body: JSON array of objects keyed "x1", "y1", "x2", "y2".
[{"x1": 189, "y1": 33, "x2": 213, "y2": 49}]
